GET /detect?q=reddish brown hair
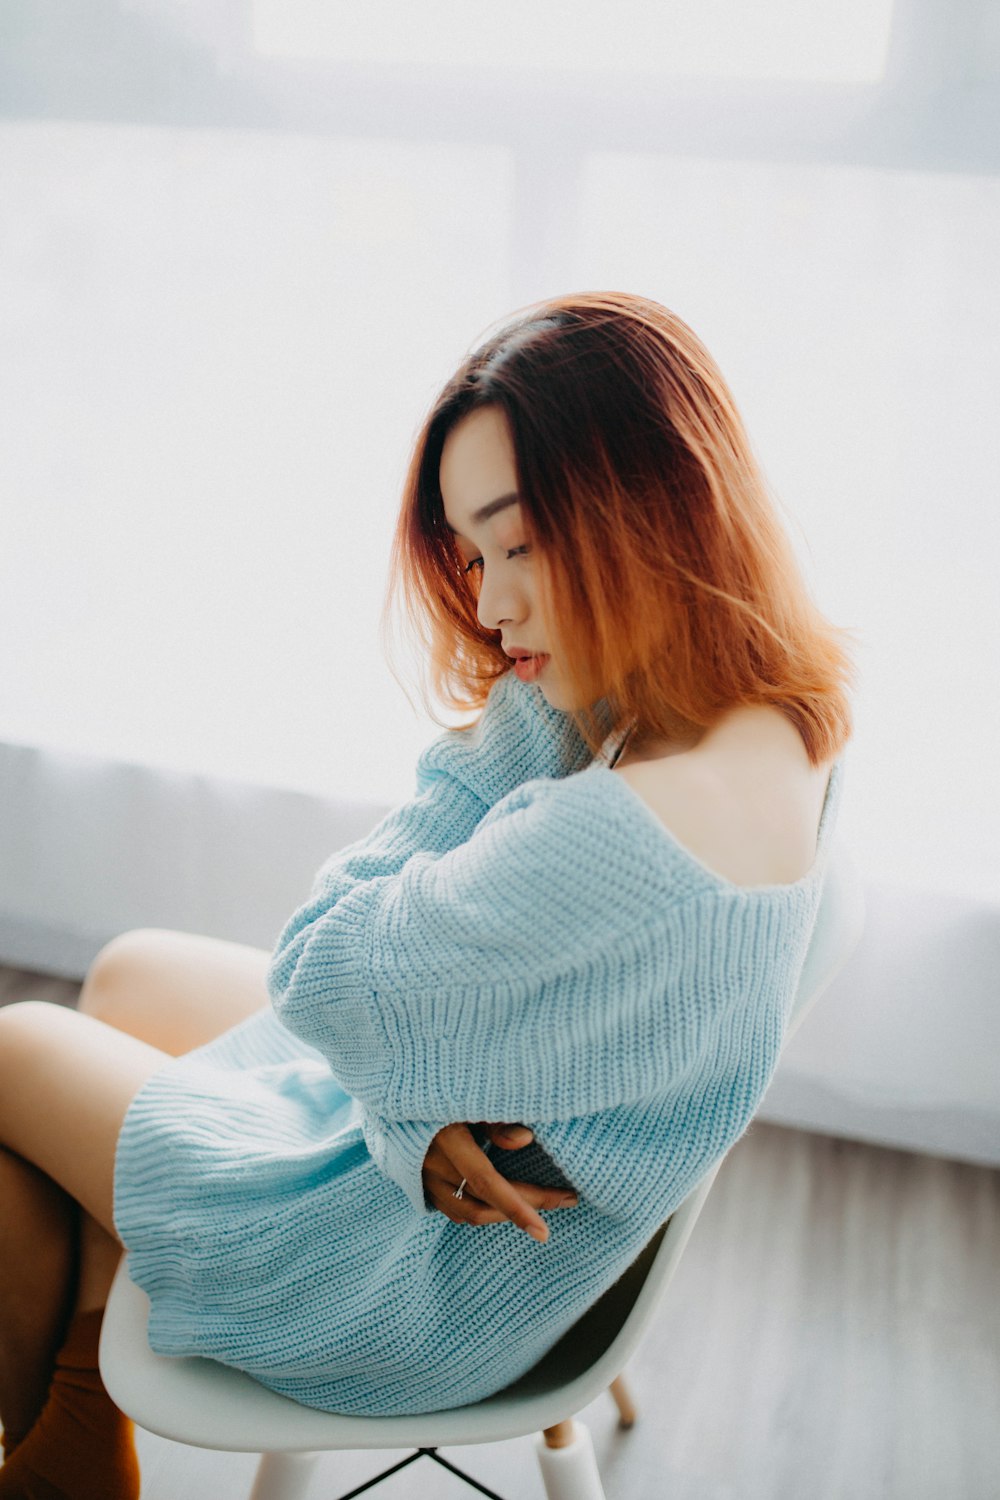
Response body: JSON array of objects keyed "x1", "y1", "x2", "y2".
[{"x1": 380, "y1": 291, "x2": 858, "y2": 767}]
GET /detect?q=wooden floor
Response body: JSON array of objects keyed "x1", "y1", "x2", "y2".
[{"x1": 2, "y1": 963, "x2": 998, "y2": 1500}]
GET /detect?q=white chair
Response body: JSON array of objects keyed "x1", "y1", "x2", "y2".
[{"x1": 100, "y1": 840, "x2": 865, "y2": 1500}]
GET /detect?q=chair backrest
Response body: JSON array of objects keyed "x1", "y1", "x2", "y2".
[{"x1": 494, "y1": 837, "x2": 866, "y2": 1410}]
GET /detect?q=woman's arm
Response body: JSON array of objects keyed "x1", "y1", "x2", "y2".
[
  {"x1": 304, "y1": 668, "x2": 601, "y2": 907},
  {"x1": 268, "y1": 769, "x2": 711, "y2": 1125},
  {"x1": 271, "y1": 670, "x2": 606, "y2": 1226}
]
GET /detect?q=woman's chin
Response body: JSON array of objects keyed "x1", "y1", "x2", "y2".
[{"x1": 536, "y1": 678, "x2": 574, "y2": 711}]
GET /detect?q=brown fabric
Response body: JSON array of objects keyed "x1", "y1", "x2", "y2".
[{"x1": 0, "y1": 1307, "x2": 139, "y2": 1499}]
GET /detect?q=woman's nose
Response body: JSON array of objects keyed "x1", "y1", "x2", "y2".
[{"x1": 477, "y1": 572, "x2": 526, "y2": 634}]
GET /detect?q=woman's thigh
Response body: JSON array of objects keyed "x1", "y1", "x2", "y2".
[
  {"x1": 0, "y1": 1001, "x2": 169, "y2": 1240},
  {"x1": 78, "y1": 927, "x2": 272, "y2": 1055}
]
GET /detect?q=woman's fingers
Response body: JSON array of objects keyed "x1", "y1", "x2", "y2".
[
  {"x1": 455, "y1": 1155, "x2": 549, "y2": 1241},
  {"x1": 424, "y1": 1170, "x2": 577, "y2": 1239},
  {"x1": 484, "y1": 1121, "x2": 534, "y2": 1149},
  {"x1": 423, "y1": 1123, "x2": 577, "y2": 1241},
  {"x1": 472, "y1": 1180, "x2": 578, "y2": 1220}
]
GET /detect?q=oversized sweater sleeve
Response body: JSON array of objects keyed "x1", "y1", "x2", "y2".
[
  {"x1": 358, "y1": 1108, "x2": 497, "y2": 1218},
  {"x1": 267, "y1": 769, "x2": 716, "y2": 1134},
  {"x1": 304, "y1": 667, "x2": 606, "y2": 904},
  {"x1": 356, "y1": 1109, "x2": 445, "y2": 1217},
  {"x1": 272, "y1": 668, "x2": 610, "y2": 1216}
]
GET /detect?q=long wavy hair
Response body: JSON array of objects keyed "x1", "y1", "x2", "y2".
[{"x1": 380, "y1": 291, "x2": 859, "y2": 768}]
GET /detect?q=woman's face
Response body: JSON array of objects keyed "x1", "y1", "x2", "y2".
[{"x1": 439, "y1": 405, "x2": 572, "y2": 707}]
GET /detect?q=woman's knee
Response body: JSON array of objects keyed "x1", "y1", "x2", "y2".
[
  {"x1": 77, "y1": 928, "x2": 169, "y2": 1021},
  {"x1": 75, "y1": 927, "x2": 271, "y2": 1055}
]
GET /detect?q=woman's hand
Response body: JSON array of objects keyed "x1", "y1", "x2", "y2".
[{"x1": 422, "y1": 1122, "x2": 578, "y2": 1243}]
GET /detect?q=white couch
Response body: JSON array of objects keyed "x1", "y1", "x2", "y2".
[{"x1": 2, "y1": 737, "x2": 997, "y2": 1169}]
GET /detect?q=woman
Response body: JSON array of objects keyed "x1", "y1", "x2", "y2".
[{"x1": 0, "y1": 291, "x2": 856, "y2": 1497}]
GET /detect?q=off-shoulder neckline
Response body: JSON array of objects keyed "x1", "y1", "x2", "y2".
[{"x1": 585, "y1": 756, "x2": 844, "y2": 896}]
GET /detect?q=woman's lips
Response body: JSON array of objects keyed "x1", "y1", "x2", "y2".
[{"x1": 513, "y1": 654, "x2": 550, "y2": 683}]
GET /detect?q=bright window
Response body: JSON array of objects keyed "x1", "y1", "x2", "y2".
[{"x1": 253, "y1": 0, "x2": 895, "y2": 85}]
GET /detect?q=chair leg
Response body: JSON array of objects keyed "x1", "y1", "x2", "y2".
[
  {"x1": 249, "y1": 1450, "x2": 320, "y2": 1500},
  {"x1": 535, "y1": 1418, "x2": 607, "y2": 1500},
  {"x1": 608, "y1": 1371, "x2": 637, "y2": 1427}
]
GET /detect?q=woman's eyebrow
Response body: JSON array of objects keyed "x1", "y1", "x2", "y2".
[{"x1": 445, "y1": 492, "x2": 521, "y2": 534}]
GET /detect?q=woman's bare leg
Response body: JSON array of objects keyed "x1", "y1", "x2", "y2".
[
  {"x1": 0, "y1": 1000, "x2": 168, "y2": 1455},
  {"x1": 0, "y1": 1000, "x2": 167, "y2": 1243},
  {"x1": 0, "y1": 929, "x2": 271, "y2": 1449}
]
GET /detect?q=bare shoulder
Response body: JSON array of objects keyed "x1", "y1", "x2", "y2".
[{"x1": 612, "y1": 715, "x2": 835, "y2": 889}]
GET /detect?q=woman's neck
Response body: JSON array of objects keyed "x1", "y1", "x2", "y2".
[
  {"x1": 615, "y1": 722, "x2": 704, "y2": 769},
  {"x1": 618, "y1": 706, "x2": 812, "y2": 776}
]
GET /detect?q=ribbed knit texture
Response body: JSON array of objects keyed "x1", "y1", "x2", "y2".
[{"x1": 113, "y1": 669, "x2": 845, "y2": 1417}]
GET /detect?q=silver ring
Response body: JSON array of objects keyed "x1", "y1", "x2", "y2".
[{"x1": 453, "y1": 1177, "x2": 468, "y2": 1200}]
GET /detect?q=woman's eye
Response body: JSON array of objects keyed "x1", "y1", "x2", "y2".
[{"x1": 462, "y1": 545, "x2": 530, "y2": 576}]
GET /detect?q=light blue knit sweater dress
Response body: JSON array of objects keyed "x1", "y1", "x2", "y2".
[{"x1": 112, "y1": 669, "x2": 845, "y2": 1417}]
